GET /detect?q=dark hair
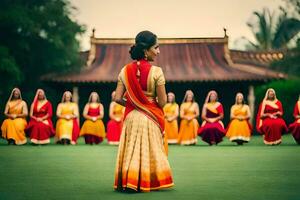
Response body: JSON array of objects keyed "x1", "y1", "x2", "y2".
[{"x1": 129, "y1": 30, "x2": 157, "y2": 60}]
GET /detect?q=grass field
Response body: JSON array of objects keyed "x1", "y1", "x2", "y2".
[{"x1": 0, "y1": 135, "x2": 299, "y2": 200}]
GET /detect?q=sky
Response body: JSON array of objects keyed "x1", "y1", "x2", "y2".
[{"x1": 70, "y1": 0, "x2": 283, "y2": 51}]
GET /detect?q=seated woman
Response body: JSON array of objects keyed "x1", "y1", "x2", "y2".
[
  {"x1": 289, "y1": 95, "x2": 300, "y2": 144},
  {"x1": 198, "y1": 90, "x2": 225, "y2": 145},
  {"x1": 177, "y1": 90, "x2": 199, "y2": 145},
  {"x1": 55, "y1": 91, "x2": 80, "y2": 145},
  {"x1": 226, "y1": 93, "x2": 252, "y2": 145},
  {"x1": 1, "y1": 88, "x2": 28, "y2": 145},
  {"x1": 163, "y1": 92, "x2": 179, "y2": 144},
  {"x1": 106, "y1": 91, "x2": 124, "y2": 145},
  {"x1": 256, "y1": 88, "x2": 288, "y2": 145},
  {"x1": 26, "y1": 89, "x2": 55, "y2": 145},
  {"x1": 80, "y1": 92, "x2": 105, "y2": 145}
]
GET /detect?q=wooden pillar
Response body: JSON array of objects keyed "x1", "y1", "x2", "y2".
[
  {"x1": 72, "y1": 86, "x2": 79, "y2": 104},
  {"x1": 247, "y1": 85, "x2": 255, "y2": 124},
  {"x1": 72, "y1": 86, "x2": 80, "y2": 122}
]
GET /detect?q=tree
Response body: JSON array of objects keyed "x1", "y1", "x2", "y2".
[
  {"x1": 241, "y1": 6, "x2": 300, "y2": 51},
  {"x1": 0, "y1": 0, "x2": 85, "y2": 97},
  {"x1": 283, "y1": 0, "x2": 300, "y2": 17},
  {"x1": 270, "y1": 39, "x2": 300, "y2": 76},
  {"x1": 270, "y1": 0, "x2": 300, "y2": 76}
]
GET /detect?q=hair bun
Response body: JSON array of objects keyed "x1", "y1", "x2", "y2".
[
  {"x1": 129, "y1": 44, "x2": 145, "y2": 60},
  {"x1": 129, "y1": 31, "x2": 157, "y2": 60}
]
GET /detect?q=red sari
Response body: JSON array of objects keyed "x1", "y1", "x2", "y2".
[
  {"x1": 198, "y1": 103, "x2": 225, "y2": 145},
  {"x1": 123, "y1": 61, "x2": 165, "y2": 132},
  {"x1": 256, "y1": 100, "x2": 288, "y2": 145},
  {"x1": 289, "y1": 101, "x2": 300, "y2": 144},
  {"x1": 26, "y1": 100, "x2": 55, "y2": 144}
]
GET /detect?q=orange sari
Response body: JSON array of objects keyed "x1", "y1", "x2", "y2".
[
  {"x1": 114, "y1": 60, "x2": 174, "y2": 192},
  {"x1": 1, "y1": 100, "x2": 27, "y2": 145},
  {"x1": 177, "y1": 102, "x2": 199, "y2": 145},
  {"x1": 163, "y1": 103, "x2": 179, "y2": 144},
  {"x1": 226, "y1": 104, "x2": 252, "y2": 142}
]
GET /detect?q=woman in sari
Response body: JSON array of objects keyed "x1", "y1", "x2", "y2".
[
  {"x1": 163, "y1": 92, "x2": 179, "y2": 144},
  {"x1": 113, "y1": 31, "x2": 174, "y2": 192},
  {"x1": 80, "y1": 92, "x2": 105, "y2": 145},
  {"x1": 289, "y1": 95, "x2": 300, "y2": 144},
  {"x1": 26, "y1": 89, "x2": 55, "y2": 145},
  {"x1": 177, "y1": 90, "x2": 199, "y2": 145},
  {"x1": 198, "y1": 90, "x2": 225, "y2": 145},
  {"x1": 107, "y1": 91, "x2": 125, "y2": 145},
  {"x1": 226, "y1": 93, "x2": 252, "y2": 145},
  {"x1": 55, "y1": 91, "x2": 80, "y2": 145},
  {"x1": 256, "y1": 88, "x2": 288, "y2": 145},
  {"x1": 1, "y1": 88, "x2": 28, "y2": 145}
]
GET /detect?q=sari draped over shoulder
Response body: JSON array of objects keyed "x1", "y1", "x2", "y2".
[
  {"x1": 163, "y1": 103, "x2": 179, "y2": 144},
  {"x1": 289, "y1": 101, "x2": 300, "y2": 144},
  {"x1": 26, "y1": 100, "x2": 55, "y2": 144},
  {"x1": 177, "y1": 102, "x2": 199, "y2": 145},
  {"x1": 256, "y1": 100, "x2": 288, "y2": 145},
  {"x1": 198, "y1": 102, "x2": 225, "y2": 145},
  {"x1": 114, "y1": 60, "x2": 174, "y2": 192},
  {"x1": 55, "y1": 102, "x2": 80, "y2": 145},
  {"x1": 1, "y1": 100, "x2": 27, "y2": 145},
  {"x1": 226, "y1": 104, "x2": 252, "y2": 142}
]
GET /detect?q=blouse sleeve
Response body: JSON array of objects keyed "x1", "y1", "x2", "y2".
[
  {"x1": 154, "y1": 67, "x2": 166, "y2": 86},
  {"x1": 117, "y1": 67, "x2": 125, "y2": 86}
]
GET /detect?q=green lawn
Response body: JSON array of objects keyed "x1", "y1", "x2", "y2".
[{"x1": 0, "y1": 135, "x2": 299, "y2": 200}]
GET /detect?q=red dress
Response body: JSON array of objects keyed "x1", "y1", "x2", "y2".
[
  {"x1": 83, "y1": 106, "x2": 104, "y2": 144},
  {"x1": 26, "y1": 101, "x2": 55, "y2": 144},
  {"x1": 106, "y1": 103, "x2": 124, "y2": 145},
  {"x1": 256, "y1": 100, "x2": 288, "y2": 145},
  {"x1": 289, "y1": 101, "x2": 300, "y2": 144},
  {"x1": 198, "y1": 103, "x2": 225, "y2": 145}
]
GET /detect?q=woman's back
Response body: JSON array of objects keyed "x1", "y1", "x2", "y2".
[
  {"x1": 113, "y1": 31, "x2": 173, "y2": 192},
  {"x1": 118, "y1": 60, "x2": 165, "y2": 99}
]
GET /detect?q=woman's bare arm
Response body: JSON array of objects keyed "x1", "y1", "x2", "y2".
[
  {"x1": 99, "y1": 104, "x2": 104, "y2": 119},
  {"x1": 114, "y1": 84, "x2": 126, "y2": 106},
  {"x1": 156, "y1": 85, "x2": 167, "y2": 108}
]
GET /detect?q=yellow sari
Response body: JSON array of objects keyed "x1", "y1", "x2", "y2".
[
  {"x1": 55, "y1": 102, "x2": 79, "y2": 144},
  {"x1": 178, "y1": 102, "x2": 199, "y2": 145},
  {"x1": 163, "y1": 103, "x2": 179, "y2": 144},
  {"x1": 226, "y1": 104, "x2": 252, "y2": 142},
  {"x1": 1, "y1": 100, "x2": 27, "y2": 145}
]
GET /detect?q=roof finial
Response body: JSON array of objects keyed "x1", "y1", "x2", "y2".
[
  {"x1": 92, "y1": 28, "x2": 96, "y2": 38},
  {"x1": 223, "y1": 27, "x2": 228, "y2": 38}
]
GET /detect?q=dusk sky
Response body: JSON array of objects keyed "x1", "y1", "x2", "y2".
[{"x1": 70, "y1": 0, "x2": 283, "y2": 51}]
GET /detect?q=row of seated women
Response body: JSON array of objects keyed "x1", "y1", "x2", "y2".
[
  {"x1": 164, "y1": 89, "x2": 300, "y2": 146},
  {"x1": 1, "y1": 88, "x2": 124, "y2": 145},
  {"x1": 1, "y1": 88, "x2": 300, "y2": 146}
]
